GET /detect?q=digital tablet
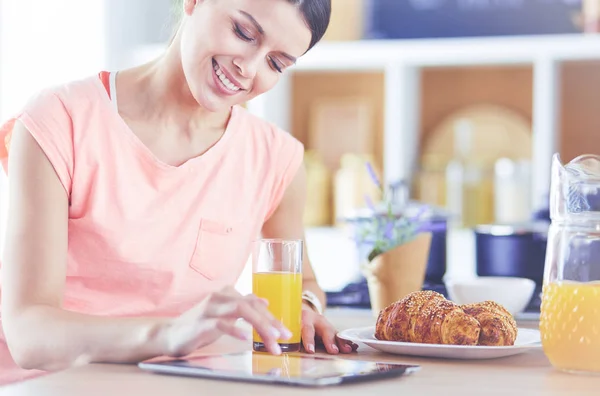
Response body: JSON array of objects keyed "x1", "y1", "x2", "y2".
[{"x1": 138, "y1": 351, "x2": 420, "y2": 387}]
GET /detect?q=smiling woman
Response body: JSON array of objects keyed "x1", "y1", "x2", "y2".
[
  {"x1": 0, "y1": 0, "x2": 350, "y2": 388},
  {"x1": 173, "y1": 0, "x2": 328, "y2": 112}
]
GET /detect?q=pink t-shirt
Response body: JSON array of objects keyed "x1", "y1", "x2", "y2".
[{"x1": 0, "y1": 73, "x2": 304, "y2": 385}]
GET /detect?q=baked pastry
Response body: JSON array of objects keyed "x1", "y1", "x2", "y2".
[
  {"x1": 461, "y1": 301, "x2": 518, "y2": 346},
  {"x1": 375, "y1": 290, "x2": 481, "y2": 345}
]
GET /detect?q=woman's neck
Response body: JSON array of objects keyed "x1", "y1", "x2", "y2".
[{"x1": 115, "y1": 45, "x2": 231, "y2": 138}]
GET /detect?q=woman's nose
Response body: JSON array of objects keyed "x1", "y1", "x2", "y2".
[{"x1": 233, "y1": 55, "x2": 259, "y2": 80}]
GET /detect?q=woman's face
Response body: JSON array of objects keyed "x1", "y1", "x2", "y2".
[{"x1": 178, "y1": 0, "x2": 312, "y2": 112}]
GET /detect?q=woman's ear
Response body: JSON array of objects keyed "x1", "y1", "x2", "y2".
[{"x1": 183, "y1": 0, "x2": 198, "y2": 16}]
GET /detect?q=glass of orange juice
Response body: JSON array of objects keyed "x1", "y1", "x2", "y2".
[
  {"x1": 252, "y1": 239, "x2": 303, "y2": 353},
  {"x1": 540, "y1": 153, "x2": 600, "y2": 375}
]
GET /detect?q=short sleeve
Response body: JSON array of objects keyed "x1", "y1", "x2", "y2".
[
  {"x1": 264, "y1": 132, "x2": 304, "y2": 222},
  {"x1": 0, "y1": 89, "x2": 74, "y2": 197}
]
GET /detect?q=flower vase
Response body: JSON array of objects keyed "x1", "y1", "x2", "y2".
[{"x1": 361, "y1": 232, "x2": 432, "y2": 317}]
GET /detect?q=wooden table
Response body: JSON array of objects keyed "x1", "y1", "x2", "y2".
[{"x1": 0, "y1": 309, "x2": 598, "y2": 395}]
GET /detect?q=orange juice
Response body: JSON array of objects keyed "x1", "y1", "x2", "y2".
[
  {"x1": 540, "y1": 281, "x2": 600, "y2": 374},
  {"x1": 252, "y1": 272, "x2": 302, "y2": 352}
]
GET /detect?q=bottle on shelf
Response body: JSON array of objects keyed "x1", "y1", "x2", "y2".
[
  {"x1": 445, "y1": 118, "x2": 494, "y2": 228},
  {"x1": 414, "y1": 153, "x2": 447, "y2": 208},
  {"x1": 493, "y1": 157, "x2": 532, "y2": 224},
  {"x1": 333, "y1": 153, "x2": 382, "y2": 225}
]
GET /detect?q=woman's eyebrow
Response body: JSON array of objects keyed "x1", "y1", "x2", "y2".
[
  {"x1": 239, "y1": 10, "x2": 264, "y2": 35},
  {"x1": 238, "y1": 10, "x2": 298, "y2": 64},
  {"x1": 280, "y1": 53, "x2": 297, "y2": 64}
]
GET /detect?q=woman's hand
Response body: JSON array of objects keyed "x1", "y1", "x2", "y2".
[
  {"x1": 162, "y1": 287, "x2": 291, "y2": 357},
  {"x1": 300, "y1": 305, "x2": 359, "y2": 355}
]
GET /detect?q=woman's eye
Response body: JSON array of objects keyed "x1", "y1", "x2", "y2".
[
  {"x1": 233, "y1": 23, "x2": 253, "y2": 42},
  {"x1": 269, "y1": 57, "x2": 283, "y2": 73}
]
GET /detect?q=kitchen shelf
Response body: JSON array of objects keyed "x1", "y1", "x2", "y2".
[
  {"x1": 293, "y1": 34, "x2": 600, "y2": 71},
  {"x1": 133, "y1": 34, "x2": 600, "y2": 211}
]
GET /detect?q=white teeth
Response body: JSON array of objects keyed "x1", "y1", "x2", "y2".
[{"x1": 213, "y1": 62, "x2": 240, "y2": 92}]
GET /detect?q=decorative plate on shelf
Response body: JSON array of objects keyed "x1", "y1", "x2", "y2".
[
  {"x1": 421, "y1": 104, "x2": 533, "y2": 166},
  {"x1": 338, "y1": 326, "x2": 541, "y2": 360}
]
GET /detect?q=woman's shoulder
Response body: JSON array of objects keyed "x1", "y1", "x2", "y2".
[
  {"x1": 25, "y1": 74, "x2": 105, "y2": 111},
  {"x1": 233, "y1": 105, "x2": 304, "y2": 151},
  {"x1": 0, "y1": 75, "x2": 103, "y2": 186}
]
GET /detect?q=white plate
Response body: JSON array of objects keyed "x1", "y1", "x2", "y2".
[{"x1": 338, "y1": 326, "x2": 541, "y2": 360}]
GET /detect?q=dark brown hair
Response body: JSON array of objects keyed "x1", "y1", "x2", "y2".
[
  {"x1": 170, "y1": 0, "x2": 331, "y2": 52},
  {"x1": 286, "y1": 0, "x2": 331, "y2": 52}
]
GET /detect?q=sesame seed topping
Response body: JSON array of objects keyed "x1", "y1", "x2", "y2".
[{"x1": 375, "y1": 291, "x2": 517, "y2": 346}]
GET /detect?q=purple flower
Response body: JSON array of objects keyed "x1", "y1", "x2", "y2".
[
  {"x1": 355, "y1": 159, "x2": 439, "y2": 261},
  {"x1": 383, "y1": 221, "x2": 394, "y2": 240},
  {"x1": 366, "y1": 162, "x2": 382, "y2": 190},
  {"x1": 364, "y1": 194, "x2": 377, "y2": 212}
]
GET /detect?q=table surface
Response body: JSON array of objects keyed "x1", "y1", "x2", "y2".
[{"x1": 1, "y1": 308, "x2": 598, "y2": 396}]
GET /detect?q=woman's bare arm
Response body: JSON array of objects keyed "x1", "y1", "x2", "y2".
[{"x1": 1, "y1": 122, "x2": 171, "y2": 371}]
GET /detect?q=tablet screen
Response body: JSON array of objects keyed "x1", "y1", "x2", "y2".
[{"x1": 140, "y1": 352, "x2": 419, "y2": 386}]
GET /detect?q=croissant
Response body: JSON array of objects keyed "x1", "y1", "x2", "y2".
[
  {"x1": 375, "y1": 290, "x2": 481, "y2": 345},
  {"x1": 461, "y1": 301, "x2": 518, "y2": 346}
]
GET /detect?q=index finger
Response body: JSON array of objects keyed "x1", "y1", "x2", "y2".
[{"x1": 217, "y1": 297, "x2": 287, "y2": 355}]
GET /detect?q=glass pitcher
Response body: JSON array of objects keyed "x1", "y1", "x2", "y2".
[{"x1": 540, "y1": 153, "x2": 600, "y2": 375}]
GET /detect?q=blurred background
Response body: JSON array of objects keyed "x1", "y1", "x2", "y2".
[{"x1": 1, "y1": 0, "x2": 600, "y2": 315}]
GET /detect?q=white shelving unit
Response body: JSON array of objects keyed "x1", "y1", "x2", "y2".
[{"x1": 245, "y1": 33, "x2": 600, "y2": 211}]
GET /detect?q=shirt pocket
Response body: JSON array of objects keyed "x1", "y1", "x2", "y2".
[{"x1": 189, "y1": 218, "x2": 250, "y2": 280}]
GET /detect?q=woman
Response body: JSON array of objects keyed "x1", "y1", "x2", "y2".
[{"x1": 0, "y1": 0, "x2": 356, "y2": 386}]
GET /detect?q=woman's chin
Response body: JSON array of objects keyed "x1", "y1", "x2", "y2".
[
  {"x1": 184, "y1": 83, "x2": 229, "y2": 112},
  {"x1": 195, "y1": 96, "x2": 233, "y2": 113},
  {"x1": 197, "y1": 89, "x2": 244, "y2": 112}
]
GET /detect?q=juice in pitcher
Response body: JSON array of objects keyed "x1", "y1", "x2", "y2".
[
  {"x1": 252, "y1": 271, "x2": 303, "y2": 352},
  {"x1": 540, "y1": 281, "x2": 600, "y2": 374}
]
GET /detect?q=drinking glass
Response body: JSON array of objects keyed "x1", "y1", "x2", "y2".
[{"x1": 252, "y1": 239, "x2": 303, "y2": 353}]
